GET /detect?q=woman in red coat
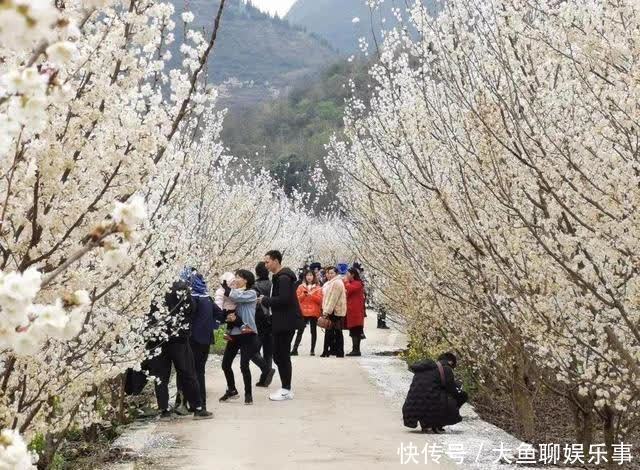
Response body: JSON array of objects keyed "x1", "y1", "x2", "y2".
[{"x1": 344, "y1": 267, "x2": 366, "y2": 356}]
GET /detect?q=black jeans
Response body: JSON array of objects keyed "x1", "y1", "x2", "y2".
[
  {"x1": 322, "y1": 329, "x2": 345, "y2": 357},
  {"x1": 150, "y1": 341, "x2": 202, "y2": 411},
  {"x1": 222, "y1": 334, "x2": 267, "y2": 397},
  {"x1": 322, "y1": 329, "x2": 345, "y2": 356},
  {"x1": 293, "y1": 317, "x2": 318, "y2": 353},
  {"x1": 251, "y1": 331, "x2": 273, "y2": 372},
  {"x1": 177, "y1": 339, "x2": 210, "y2": 409},
  {"x1": 273, "y1": 331, "x2": 295, "y2": 390}
]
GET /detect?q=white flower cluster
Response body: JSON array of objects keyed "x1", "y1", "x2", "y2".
[
  {"x1": 331, "y1": 0, "x2": 640, "y2": 442},
  {"x1": 0, "y1": 268, "x2": 89, "y2": 355},
  {"x1": 0, "y1": 0, "x2": 81, "y2": 154},
  {"x1": 45, "y1": 41, "x2": 78, "y2": 66},
  {"x1": 0, "y1": 429, "x2": 36, "y2": 469},
  {"x1": 181, "y1": 11, "x2": 195, "y2": 23},
  {"x1": 103, "y1": 195, "x2": 147, "y2": 268},
  {"x1": 0, "y1": 66, "x2": 49, "y2": 148},
  {"x1": 0, "y1": 0, "x2": 58, "y2": 50}
]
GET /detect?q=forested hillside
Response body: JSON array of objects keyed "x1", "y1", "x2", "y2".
[
  {"x1": 222, "y1": 59, "x2": 371, "y2": 203},
  {"x1": 170, "y1": 0, "x2": 338, "y2": 105}
]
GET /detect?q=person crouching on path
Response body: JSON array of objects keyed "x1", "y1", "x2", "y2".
[
  {"x1": 259, "y1": 250, "x2": 304, "y2": 401},
  {"x1": 402, "y1": 352, "x2": 468, "y2": 433},
  {"x1": 344, "y1": 267, "x2": 366, "y2": 357},
  {"x1": 291, "y1": 270, "x2": 323, "y2": 356},
  {"x1": 320, "y1": 266, "x2": 347, "y2": 358},
  {"x1": 219, "y1": 270, "x2": 274, "y2": 405}
]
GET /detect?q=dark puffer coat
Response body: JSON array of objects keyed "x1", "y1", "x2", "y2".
[
  {"x1": 261, "y1": 267, "x2": 304, "y2": 333},
  {"x1": 402, "y1": 359, "x2": 465, "y2": 429}
]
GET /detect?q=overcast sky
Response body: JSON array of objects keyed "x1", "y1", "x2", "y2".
[{"x1": 250, "y1": 0, "x2": 297, "y2": 16}]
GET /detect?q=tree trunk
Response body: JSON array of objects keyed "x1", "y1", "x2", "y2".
[
  {"x1": 511, "y1": 359, "x2": 536, "y2": 441},
  {"x1": 85, "y1": 422, "x2": 98, "y2": 443},
  {"x1": 117, "y1": 374, "x2": 126, "y2": 424},
  {"x1": 572, "y1": 399, "x2": 594, "y2": 448},
  {"x1": 84, "y1": 385, "x2": 99, "y2": 442},
  {"x1": 603, "y1": 406, "x2": 616, "y2": 469},
  {"x1": 38, "y1": 433, "x2": 56, "y2": 470}
]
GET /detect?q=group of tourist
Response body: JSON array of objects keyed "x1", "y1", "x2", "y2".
[
  {"x1": 141, "y1": 250, "x2": 367, "y2": 420},
  {"x1": 292, "y1": 263, "x2": 366, "y2": 358},
  {"x1": 136, "y1": 248, "x2": 466, "y2": 435}
]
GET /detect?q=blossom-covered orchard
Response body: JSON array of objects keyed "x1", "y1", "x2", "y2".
[
  {"x1": 168, "y1": 107, "x2": 352, "y2": 279},
  {"x1": 330, "y1": 0, "x2": 640, "y2": 455},
  {"x1": 0, "y1": 0, "x2": 350, "y2": 467},
  {"x1": 0, "y1": 0, "x2": 227, "y2": 465}
]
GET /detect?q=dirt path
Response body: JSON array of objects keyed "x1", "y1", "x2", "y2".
[{"x1": 119, "y1": 315, "x2": 457, "y2": 469}]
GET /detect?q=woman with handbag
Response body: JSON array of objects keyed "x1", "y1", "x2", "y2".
[
  {"x1": 319, "y1": 266, "x2": 347, "y2": 357},
  {"x1": 292, "y1": 270, "x2": 323, "y2": 356}
]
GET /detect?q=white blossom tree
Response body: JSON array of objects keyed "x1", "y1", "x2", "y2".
[
  {"x1": 0, "y1": 0, "x2": 230, "y2": 465},
  {"x1": 330, "y1": 0, "x2": 640, "y2": 451}
]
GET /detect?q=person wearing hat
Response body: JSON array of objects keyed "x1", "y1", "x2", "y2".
[
  {"x1": 146, "y1": 272, "x2": 213, "y2": 420},
  {"x1": 336, "y1": 262, "x2": 349, "y2": 277},
  {"x1": 175, "y1": 267, "x2": 225, "y2": 414}
]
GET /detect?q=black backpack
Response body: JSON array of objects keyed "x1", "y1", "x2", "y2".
[{"x1": 124, "y1": 368, "x2": 148, "y2": 396}]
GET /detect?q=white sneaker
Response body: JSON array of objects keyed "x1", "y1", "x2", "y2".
[{"x1": 269, "y1": 388, "x2": 294, "y2": 401}]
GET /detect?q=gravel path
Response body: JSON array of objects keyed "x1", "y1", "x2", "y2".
[
  {"x1": 359, "y1": 321, "x2": 546, "y2": 470},
  {"x1": 109, "y1": 314, "x2": 544, "y2": 469}
]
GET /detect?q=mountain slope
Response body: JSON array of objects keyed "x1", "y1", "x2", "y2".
[
  {"x1": 221, "y1": 58, "x2": 372, "y2": 205},
  {"x1": 285, "y1": 0, "x2": 436, "y2": 53},
  {"x1": 171, "y1": 0, "x2": 338, "y2": 106}
]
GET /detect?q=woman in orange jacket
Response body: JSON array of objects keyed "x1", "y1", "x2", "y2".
[{"x1": 291, "y1": 270, "x2": 323, "y2": 356}]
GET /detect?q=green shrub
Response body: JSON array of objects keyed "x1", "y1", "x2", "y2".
[
  {"x1": 27, "y1": 433, "x2": 45, "y2": 455},
  {"x1": 211, "y1": 328, "x2": 227, "y2": 355},
  {"x1": 28, "y1": 434, "x2": 65, "y2": 470},
  {"x1": 403, "y1": 332, "x2": 479, "y2": 399}
]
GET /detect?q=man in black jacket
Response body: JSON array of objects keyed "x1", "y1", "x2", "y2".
[
  {"x1": 146, "y1": 279, "x2": 213, "y2": 419},
  {"x1": 259, "y1": 250, "x2": 303, "y2": 401}
]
